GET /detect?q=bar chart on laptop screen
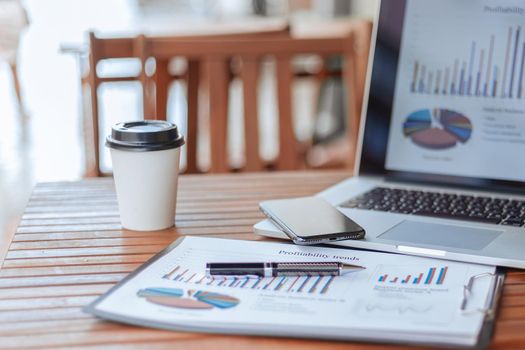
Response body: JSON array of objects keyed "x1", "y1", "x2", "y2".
[
  {"x1": 385, "y1": 0, "x2": 525, "y2": 182},
  {"x1": 409, "y1": 27, "x2": 525, "y2": 99}
]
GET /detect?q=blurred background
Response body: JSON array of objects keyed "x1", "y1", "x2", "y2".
[{"x1": 0, "y1": 0, "x2": 377, "y2": 259}]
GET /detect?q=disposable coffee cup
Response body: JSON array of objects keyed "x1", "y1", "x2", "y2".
[{"x1": 106, "y1": 121, "x2": 185, "y2": 231}]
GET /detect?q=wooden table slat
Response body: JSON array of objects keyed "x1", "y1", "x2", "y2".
[
  {"x1": 0, "y1": 263, "x2": 141, "y2": 278},
  {"x1": 0, "y1": 272, "x2": 128, "y2": 289},
  {"x1": 5, "y1": 245, "x2": 168, "y2": 260},
  {"x1": 0, "y1": 283, "x2": 115, "y2": 300},
  {"x1": 10, "y1": 228, "x2": 254, "y2": 243}
]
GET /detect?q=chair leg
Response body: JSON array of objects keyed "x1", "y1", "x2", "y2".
[
  {"x1": 240, "y1": 57, "x2": 262, "y2": 171},
  {"x1": 136, "y1": 34, "x2": 155, "y2": 120},
  {"x1": 143, "y1": 79, "x2": 156, "y2": 119},
  {"x1": 141, "y1": 74, "x2": 156, "y2": 120},
  {"x1": 80, "y1": 79, "x2": 101, "y2": 178},
  {"x1": 186, "y1": 60, "x2": 200, "y2": 173},
  {"x1": 208, "y1": 59, "x2": 230, "y2": 173},
  {"x1": 154, "y1": 58, "x2": 170, "y2": 121},
  {"x1": 86, "y1": 32, "x2": 102, "y2": 177},
  {"x1": 275, "y1": 57, "x2": 297, "y2": 170}
]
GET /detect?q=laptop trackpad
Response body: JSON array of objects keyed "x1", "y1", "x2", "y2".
[{"x1": 379, "y1": 220, "x2": 502, "y2": 250}]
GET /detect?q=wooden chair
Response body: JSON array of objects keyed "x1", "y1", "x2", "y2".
[
  {"x1": 79, "y1": 21, "x2": 371, "y2": 175},
  {"x1": 79, "y1": 25, "x2": 290, "y2": 176},
  {"x1": 146, "y1": 19, "x2": 372, "y2": 173}
]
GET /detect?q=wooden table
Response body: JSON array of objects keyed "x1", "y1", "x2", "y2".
[{"x1": 0, "y1": 171, "x2": 523, "y2": 349}]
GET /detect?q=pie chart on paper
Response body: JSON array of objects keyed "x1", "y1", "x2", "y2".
[
  {"x1": 137, "y1": 287, "x2": 240, "y2": 310},
  {"x1": 402, "y1": 108, "x2": 472, "y2": 149}
]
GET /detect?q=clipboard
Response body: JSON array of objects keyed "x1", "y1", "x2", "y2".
[
  {"x1": 469, "y1": 267, "x2": 506, "y2": 350},
  {"x1": 84, "y1": 236, "x2": 505, "y2": 349}
]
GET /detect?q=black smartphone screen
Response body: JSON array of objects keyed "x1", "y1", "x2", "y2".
[{"x1": 259, "y1": 196, "x2": 365, "y2": 244}]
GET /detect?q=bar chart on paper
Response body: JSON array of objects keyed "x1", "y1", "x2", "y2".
[
  {"x1": 162, "y1": 264, "x2": 337, "y2": 295},
  {"x1": 375, "y1": 265, "x2": 449, "y2": 286},
  {"x1": 359, "y1": 264, "x2": 457, "y2": 322}
]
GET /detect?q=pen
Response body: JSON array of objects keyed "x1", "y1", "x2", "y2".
[{"x1": 205, "y1": 261, "x2": 366, "y2": 277}]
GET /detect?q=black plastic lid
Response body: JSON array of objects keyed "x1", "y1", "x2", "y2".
[{"x1": 106, "y1": 121, "x2": 185, "y2": 152}]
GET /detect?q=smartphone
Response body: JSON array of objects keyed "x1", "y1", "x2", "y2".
[{"x1": 259, "y1": 196, "x2": 365, "y2": 245}]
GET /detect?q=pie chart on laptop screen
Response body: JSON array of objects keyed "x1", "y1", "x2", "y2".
[{"x1": 402, "y1": 108, "x2": 472, "y2": 149}]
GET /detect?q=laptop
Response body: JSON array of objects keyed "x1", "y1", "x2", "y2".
[{"x1": 254, "y1": 0, "x2": 525, "y2": 269}]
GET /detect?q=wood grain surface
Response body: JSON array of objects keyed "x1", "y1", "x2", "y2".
[{"x1": 0, "y1": 171, "x2": 523, "y2": 349}]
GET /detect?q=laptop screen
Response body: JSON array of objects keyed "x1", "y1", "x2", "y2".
[{"x1": 360, "y1": 0, "x2": 525, "y2": 192}]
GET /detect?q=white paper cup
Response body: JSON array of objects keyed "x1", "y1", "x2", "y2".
[{"x1": 106, "y1": 121, "x2": 185, "y2": 231}]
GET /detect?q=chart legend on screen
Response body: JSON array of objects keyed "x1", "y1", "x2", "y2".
[{"x1": 377, "y1": 266, "x2": 448, "y2": 286}]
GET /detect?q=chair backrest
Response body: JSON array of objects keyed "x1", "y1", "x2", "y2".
[
  {"x1": 83, "y1": 25, "x2": 291, "y2": 176},
  {"x1": 83, "y1": 21, "x2": 372, "y2": 176},
  {"x1": 145, "y1": 19, "x2": 372, "y2": 173}
]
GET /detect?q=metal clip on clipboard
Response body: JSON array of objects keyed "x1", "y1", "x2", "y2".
[{"x1": 460, "y1": 270, "x2": 505, "y2": 319}]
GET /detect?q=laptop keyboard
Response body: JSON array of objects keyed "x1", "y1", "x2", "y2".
[{"x1": 341, "y1": 187, "x2": 525, "y2": 227}]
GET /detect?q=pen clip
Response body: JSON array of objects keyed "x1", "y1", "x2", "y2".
[{"x1": 208, "y1": 274, "x2": 261, "y2": 279}]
